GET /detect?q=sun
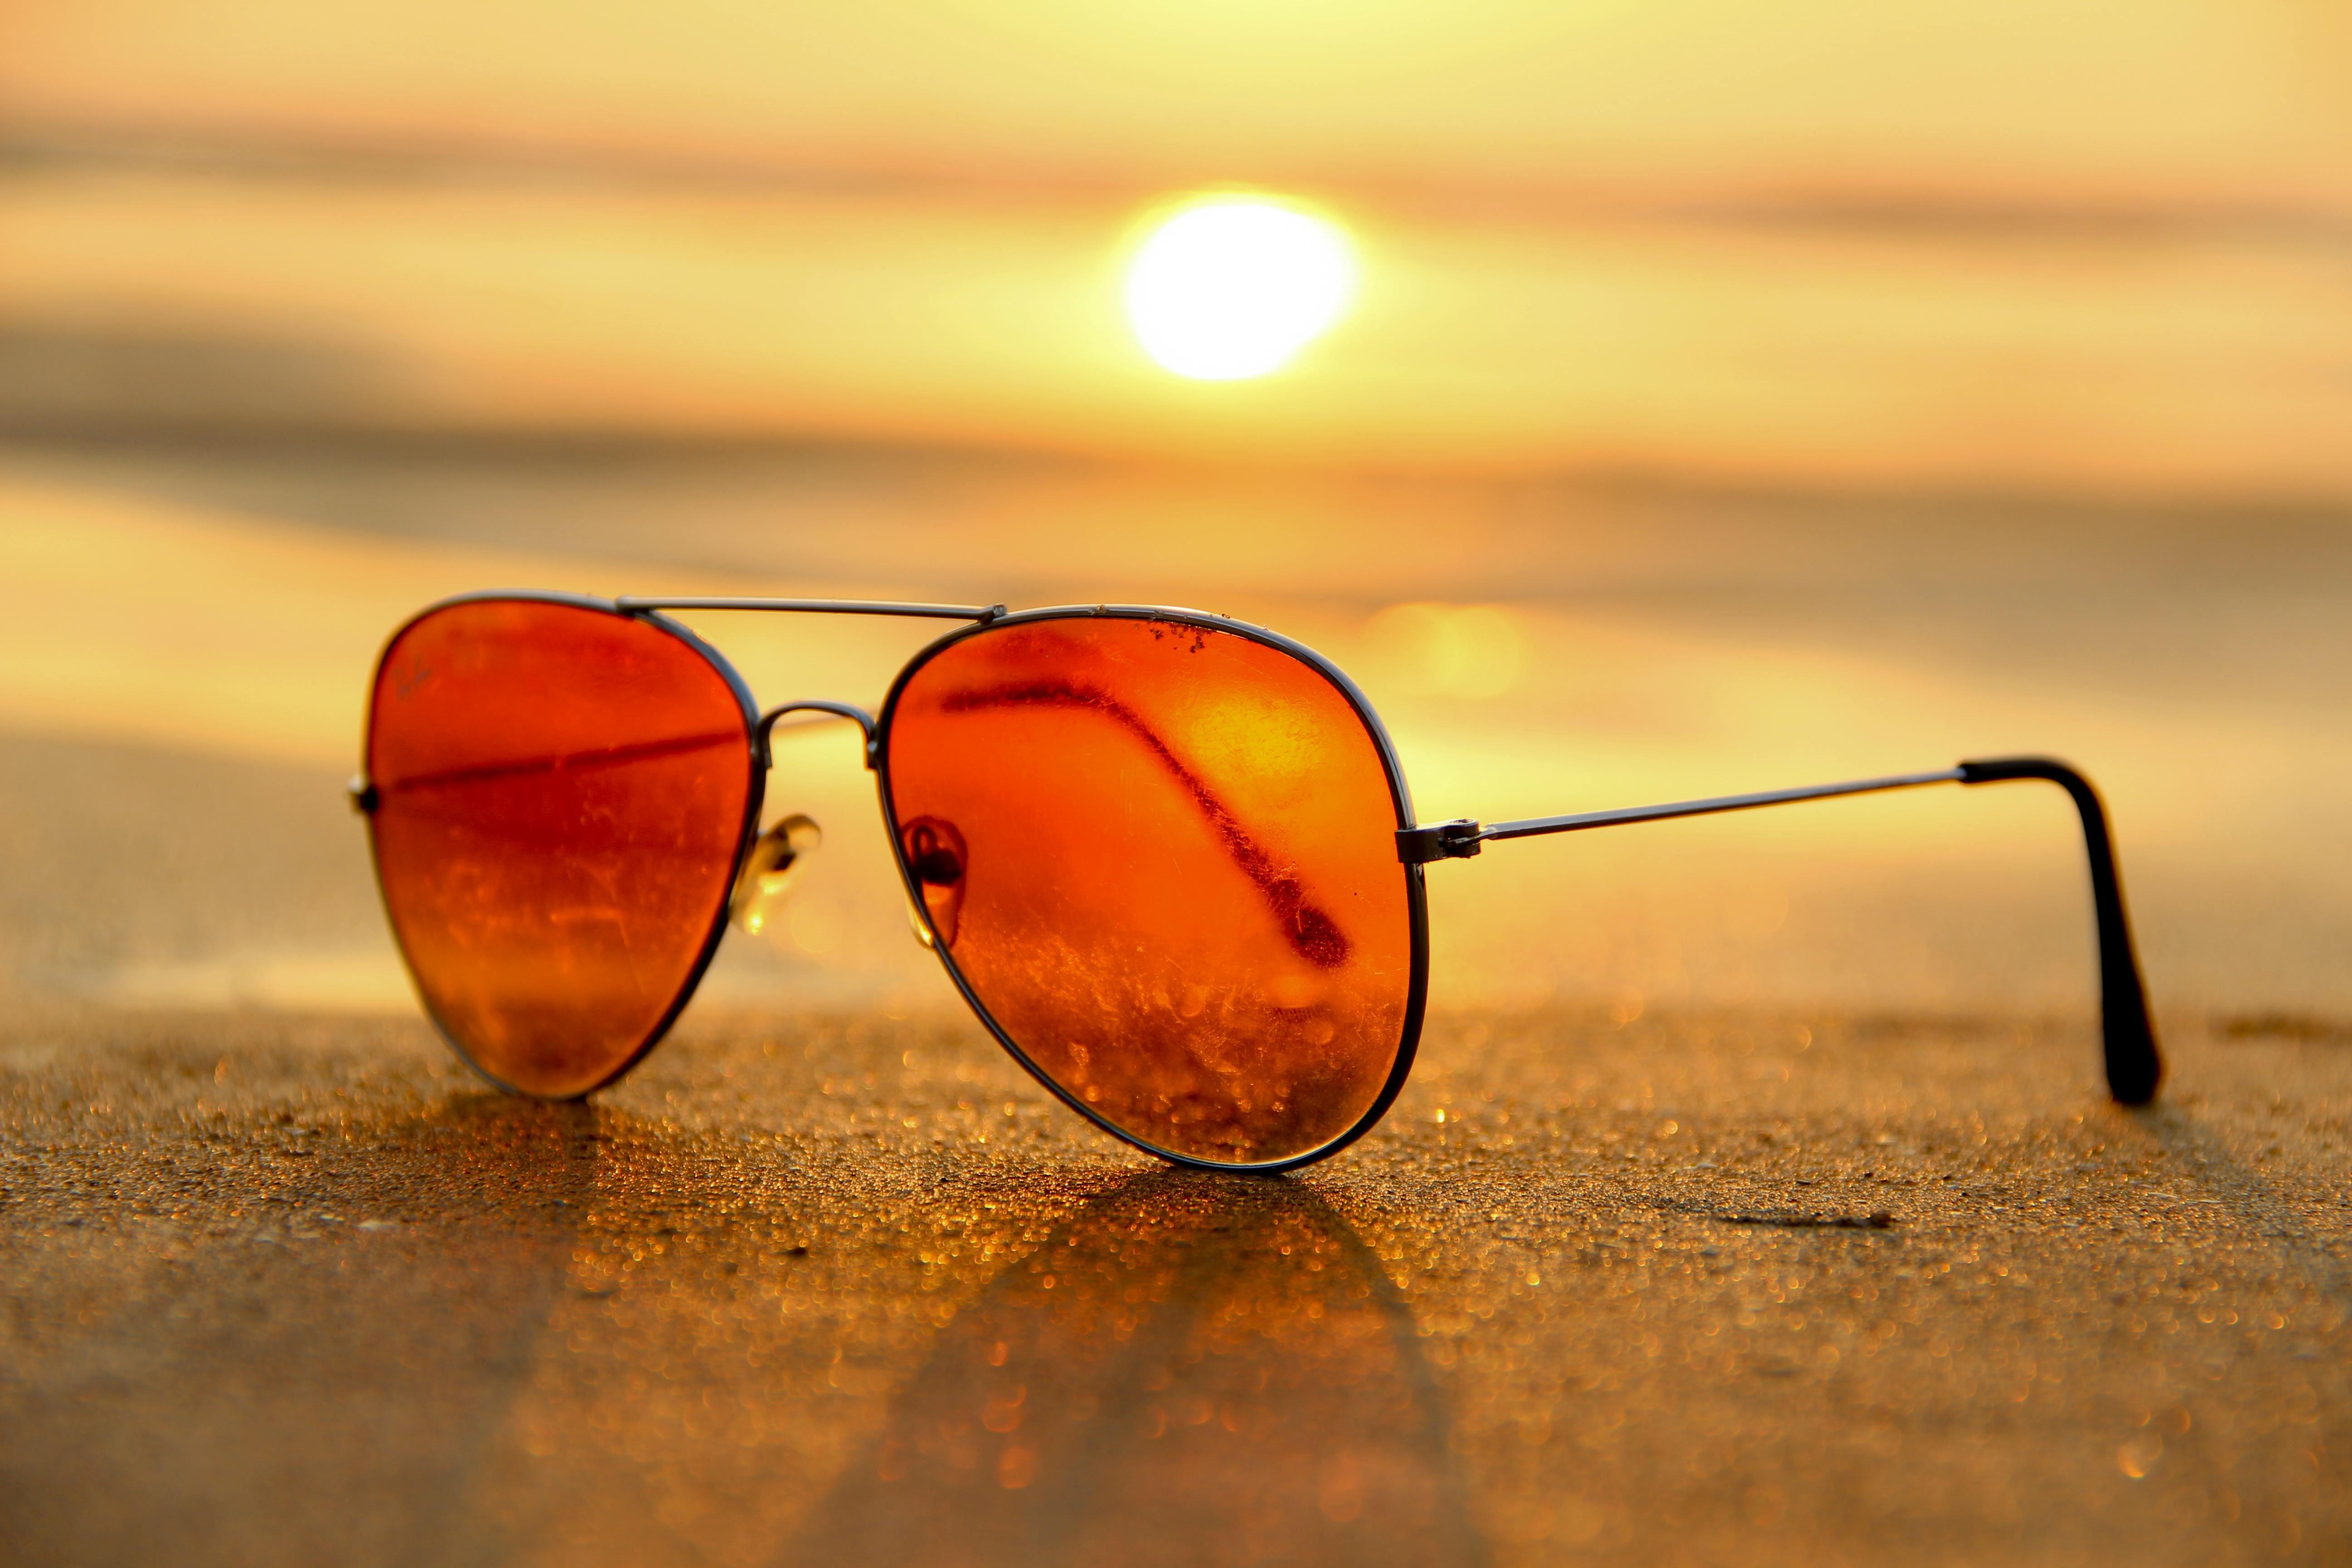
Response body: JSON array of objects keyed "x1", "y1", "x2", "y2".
[{"x1": 1124, "y1": 196, "x2": 1357, "y2": 382}]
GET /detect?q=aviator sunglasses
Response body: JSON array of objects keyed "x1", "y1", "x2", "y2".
[{"x1": 351, "y1": 593, "x2": 2164, "y2": 1171}]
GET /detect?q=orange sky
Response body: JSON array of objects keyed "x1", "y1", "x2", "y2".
[
  {"x1": 4, "y1": 1, "x2": 2349, "y2": 492},
  {"x1": 5, "y1": 2, "x2": 2350, "y2": 1020},
  {"x1": 6, "y1": 0, "x2": 2349, "y2": 207}
]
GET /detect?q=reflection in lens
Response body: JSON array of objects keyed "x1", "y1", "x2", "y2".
[
  {"x1": 885, "y1": 615, "x2": 1413, "y2": 1165},
  {"x1": 900, "y1": 816, "x2": 969, "y2": 946},
  {"x1": 365, "y1": 599, "x2": 754, "y2": 1097}
]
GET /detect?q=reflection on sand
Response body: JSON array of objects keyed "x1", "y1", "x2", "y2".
[{"x1": 797, "y1": 1172, "x2": 1481, "y2": 1568}]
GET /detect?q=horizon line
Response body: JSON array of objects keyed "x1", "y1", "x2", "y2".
[{"x1": 6, "y1": 117, "x2": 2348, "y2": 250}]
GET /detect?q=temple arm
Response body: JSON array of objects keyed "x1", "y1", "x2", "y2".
[{"x1": 1397, "y1": 756, "x2": 2161, "y2": 1104}]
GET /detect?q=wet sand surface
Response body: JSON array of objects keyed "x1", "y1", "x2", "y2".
[
  {"x1": 4, "y1": 1003, "x2": 2348, "y2": 1568},
  {"x1": 2, "y1": 440, "x2": 2349, "y2": 1565}
]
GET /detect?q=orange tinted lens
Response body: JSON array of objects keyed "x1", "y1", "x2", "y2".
[
  {"x1": 365, "y1": 599, "x2": 754, "y2": 1097},
  {"x1": 885, "y1": 616, "x2": 1414, "y2": 1165}
]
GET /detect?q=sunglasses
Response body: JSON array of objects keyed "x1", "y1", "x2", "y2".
[{"x1": 350, "y1": 593, "x2": 2163, "y2": 1171}]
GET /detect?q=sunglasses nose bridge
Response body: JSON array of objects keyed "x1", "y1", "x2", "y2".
[
  {"x1": 736, "y1": 702, "x2": 878, "y2": 942},
  {"x1": 754, "y1": 700, "x2": 878, "y2": 769}
]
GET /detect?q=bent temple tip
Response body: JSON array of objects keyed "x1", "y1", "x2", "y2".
[{"x1": 1959, "y1": 756, "x2": 2164, "y2": 1105}]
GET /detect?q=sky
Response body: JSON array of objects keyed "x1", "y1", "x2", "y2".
[
  {"x1": 8, "y1": 0, "x2": 2350, "y2": 208},
  {"x1": 2, "y1": 2, "x2": 2350, "y2": 1021},
  {"x1": 4, "y1": 0, "x2": 2349, "y2": 495}
]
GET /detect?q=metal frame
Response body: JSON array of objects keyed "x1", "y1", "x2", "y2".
[
  {"x1": 866, "y1": 604, "x2": 1432, "y2": 1175},
  {"x1": 617, "y1": 596, "x2": 1004, "y2": 622},
  {"x1": 356, "y1": 590, "x2": 769, "y2": 1100},
  {"x1": 353, "y1": 592, "x2": 2164, "y2": 1168},
  {"x1": 1396, "y1": 757, "x2": 2160, "y2": 1104}
]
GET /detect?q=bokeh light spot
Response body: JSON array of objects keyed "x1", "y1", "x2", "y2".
[
  {"x1": 1125, "y1": 196, "x2": 1355, "y2": 381},
  {"x1": 1365, "y1": 603, "x2": 1526, "y2": 700}
]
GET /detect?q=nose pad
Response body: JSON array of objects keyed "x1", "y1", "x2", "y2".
[
  {"x1": 730, "y1": 813, "x2": 823, "y2": 938},
  {"x1": 898, "y1": 816, "x2": 966, "y2": 948}
]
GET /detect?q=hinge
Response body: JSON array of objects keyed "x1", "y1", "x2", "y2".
[{"x1": 1396, "y1": 819, "x2": 1482, "y2": 864}]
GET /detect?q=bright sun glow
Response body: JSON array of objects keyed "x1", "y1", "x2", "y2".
[{"x1": 1124, "y1": 196, "x2": 1356, "y2": 381}]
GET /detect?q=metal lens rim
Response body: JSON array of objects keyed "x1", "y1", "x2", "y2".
[
  {"x1": 360, "y1": 590, "x2": 767, "y2": 1101},
  {"x1": 872, "y1": 604, "x2": 1433, "y2": 1174}
]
